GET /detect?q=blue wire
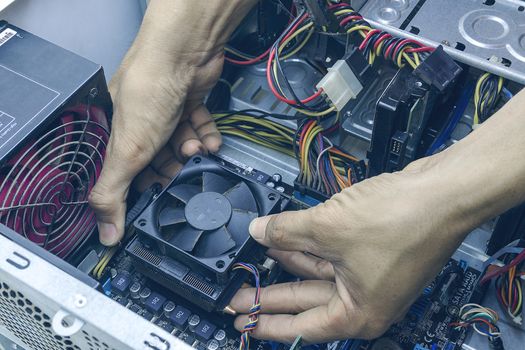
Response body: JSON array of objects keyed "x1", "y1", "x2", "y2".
[{"x1": 425, "y1": 83, "x2": 475, "y2": 156}]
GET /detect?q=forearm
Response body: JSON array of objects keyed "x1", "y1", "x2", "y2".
[
  {"x1": 135, "y1": 0, "x2": 258, "y2": 63},
  {"x1": 413, "y1": 89, "x2": 525, "y2": 240}
]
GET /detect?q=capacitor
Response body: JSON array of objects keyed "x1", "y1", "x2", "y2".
[
  {"x1": 163, "y1": 301, "x2": 176, "y2": 317},
  {"x1": 271, "y1": 173, "x2": 282, "y2": 183},
  {"x1": 129, "y1": 281, "x2": 141, "y2": 299},
  {"x1": 207, "y1": 339, "x2": 220, "y2": 350},
  {"x1": 188, "y1": 314, "x2": 201, "y2": 332},
  {"x1": 213, "y1": 329, "x2": 227, "y2": 347},
  {"x1": 265, "y1": 181, "x2": 275, "y2": 188},
  {"x1": 139, "y1": 287, "x2": 151, "y2": 303}
]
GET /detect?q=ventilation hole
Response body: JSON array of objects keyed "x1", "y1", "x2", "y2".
[
  {"x1": 409, "y1": 26, "x2": 420, "y2": 34},
  {"x1": 25, "y1": 307, "x2": 33, "y2": 314},
  {"x1": 43, "y1": 321, "x2": 51, "y2": 328},
  {"x1": 483, "y1": 0, "x2": 495, "y2": 5},
  {"x1": 455, "y1": 42, "x2": 466, "y2": 51},
  {"x1": 34, "y1": 314, "x2": 42, "y2": 321},
  {"x1": 17, "y1": 299, "x2": 25, "y2": 307},
  {"x1": 9, "y1": 290, "x2": 16, "y2": 298},
  {"x1": 501, "y1": 57, "x2": 512, "y2": 67}
]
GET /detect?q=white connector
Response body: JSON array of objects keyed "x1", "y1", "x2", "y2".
[{"x1": 316, "y1": 59, "x2": 363, "y2": 111}]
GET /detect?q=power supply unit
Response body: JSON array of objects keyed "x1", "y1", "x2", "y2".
[{"x1": 0, "y1": 20, "x2": 189, "y2": 350}]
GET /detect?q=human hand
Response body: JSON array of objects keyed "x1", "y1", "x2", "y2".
[
  {"x1": 89, "y1": 0, "x2": 257, "y2": 246},
  {"x1": 230, "y1": 160, "x2": 475, "y2": 343}
]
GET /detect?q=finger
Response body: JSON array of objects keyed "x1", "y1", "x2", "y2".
[
  {"x1": 230, "y1": 280, "x2": 336, "y2": 314},
  {"x1": 267, "y1": 249, "x2": 335, "y2": 281},
  {"x1": 189, "y1": 105, "x2": 222, "y2": 152},
  {"x1": 90, "y1": 128, "x2": 155, "y2": 245},
  {"x1": 150, "y1": 145, "x2": 184, "y2": 179},
  {"x1": 132, "y1": 166, "x2": 171, "y2": 193},
  {"x1": 249, "y1": 208, "x2": 323, "y2": 255},
  {"x1": 234, "y1": 301, "x2": 349, "y2": 344},
  {"x1": 168, "y1": 121, "x2": 205, "y2": 162}
]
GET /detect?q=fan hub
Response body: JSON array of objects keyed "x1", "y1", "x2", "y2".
[{"x1": 185, "y1": 192, "x2": 232, "y2": 231}]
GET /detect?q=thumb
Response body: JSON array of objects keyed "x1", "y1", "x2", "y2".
[
  {"x1": 249, "y1": 207, "x2": 324, "y2": 255},
  {"x1": 89, "y1": 131, "x2": 152, "y2": 246}
]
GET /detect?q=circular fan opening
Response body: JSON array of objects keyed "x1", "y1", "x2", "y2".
[{"x1": 0, "y1": 105, "x2": 109, "y2": 258}]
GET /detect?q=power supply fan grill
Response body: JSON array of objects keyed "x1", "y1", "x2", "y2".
[
  {"x1": 159, "y1": 171, "x2": 258, "y2": 258},
  {"x1": 0, "y1": 106, "x2": 109, "y2": 258}
]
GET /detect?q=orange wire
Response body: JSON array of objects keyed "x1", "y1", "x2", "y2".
[
  {"x1": 329, "y1": 148, "x2": 358, "y2": 162},
  {"x1": 329, "y1": 154, "x2": 347, "y2": 189}
]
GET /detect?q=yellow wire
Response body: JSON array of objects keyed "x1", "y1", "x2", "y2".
[
  {"x1": 473, "y1": 73, "x2": 491, "y2": 126},
  {"x1": 281, "y1": 28, "x2": 315, "y2": 60},
  {"x1": 225, "y1": 47, "x2": 253, "y2": 60}
]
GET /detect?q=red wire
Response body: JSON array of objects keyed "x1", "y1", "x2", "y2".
[
  {"x1": 225, "y1": 48, "x2": 271, "y2": 65},
  {"x1": 373, "y1": 33, "x2": 392, "y2": 51},
  {"x1": 328, "y1": 3, "x2": 351, "y2": 10},
  {"x1": 339, "y1": 15, "x2": 363, "y2": 27},
  {"x1": 358, "y1": 29, "x2": 380, "y2": 51},
  {"x1": 481, "y1": 248, "x2": 525, "y2": 284},
  {"x1": 405, "y1": 47, "x2": 435, "y2": 53}
]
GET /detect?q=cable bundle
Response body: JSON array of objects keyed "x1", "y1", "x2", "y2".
[
  {"x1": 232, "y1": 263, "x2": 261, "y2": 350},
  {"x1": 328, "y1": 3, "x2": 434, "y2": 69},
  {"x1": 495, "y1": 256, "x2": 524, "y2": 324},
  {"x1": 212, "y1": 110, "x2": 362, "y2": 197},
  {"x1": 296, "y1": 119, "x2": 359, "y2": 196},
  {"x1": 450, "y1": 303, "x2": 501, "y2": 340},
  {"x1": 213, "y1": 110, "x2": 296, "y2": 157},
  {"x1": 473, "y1": 73, "x2": 504, "y2": 126},
  {"x1": 266, "y1": 12, "x2": 334, "y2": 117}
]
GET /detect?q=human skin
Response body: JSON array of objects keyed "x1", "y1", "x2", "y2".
[{"x1": 89, "y1": 0, "x2": 525, "y2": 343}]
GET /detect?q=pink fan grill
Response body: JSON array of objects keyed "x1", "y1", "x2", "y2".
[{"x1": 0, "y1": 106, "x2": 109, "y2": 258}]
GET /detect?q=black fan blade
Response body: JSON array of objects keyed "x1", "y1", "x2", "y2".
[
  {"x1": 158, "y1": 207, "x2": 186, "y2": 229},
  {"x1": 202, "y1": 171, "x2": 232, "y2": 193},
  {"x1": 167, "y1": 184, "x2": 200, "y2": 204},
  {"x1": 227, "y1": 209, "x2": 258, "y2": 244},
  {"x1": 169, "y1": 225, "x2": 204, "y2": 252},
  {"x1": 194, "y1": 226, "x2": 236, "y2": 258},
  {"x1": 224, "y1": 181, "x2": 258, "y2": 213}
]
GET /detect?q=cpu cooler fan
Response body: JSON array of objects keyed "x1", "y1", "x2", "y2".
[{"x1": 127, "y1": 156, "x2": 286, "y2": 311}]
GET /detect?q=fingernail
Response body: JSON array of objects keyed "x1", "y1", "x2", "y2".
[
  {"x1": 223, "y1": 305, "x2": 237, "y2": 315},
  {"x1": 249, "y1": 218, "x2": 263, "y2": 240},
  {"x1": 98, "y1": 222, "x2": 118, "y2": 246}
]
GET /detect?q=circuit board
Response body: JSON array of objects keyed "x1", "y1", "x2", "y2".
[
  {"x1": 364, "y1": 260, "x2": 484, "y2": 350},
  {"x1": 98, "y1": 246, "x2": 481, "y2": 350}
]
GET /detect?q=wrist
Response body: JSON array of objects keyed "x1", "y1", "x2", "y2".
[{"x1": 135, "y1": 0, "x2": 258, "y2": 65}]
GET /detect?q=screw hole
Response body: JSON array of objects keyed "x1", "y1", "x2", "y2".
[
  {"x1": 268, "y1": 193, "x2": 276, "y2": 201},
  {"x1": 138, "y1": 219, "x2": 147, "y2": 227},
  {"x1": 216, "y1": 260, "x2": 225, "y2": 269},
  {"x1": 193, "y1": 157, "x2": 202, "y2": 164},
  {"x1": 519, "y1": 6, "x2": 525, "y2": 11}
]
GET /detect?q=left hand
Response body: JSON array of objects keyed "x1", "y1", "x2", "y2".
[{"x1": 229, "y1": 160, "x2": 474, "y2": 344}]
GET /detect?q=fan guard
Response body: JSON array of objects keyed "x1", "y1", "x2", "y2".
[{"x1": 0, "y1": 106, "x2": 109, "y2": 258}]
